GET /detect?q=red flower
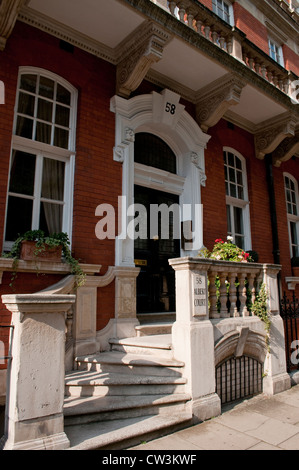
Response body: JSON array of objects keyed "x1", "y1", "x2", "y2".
[{"x1": 215, "y1": 239, "x2": 224, "y2": 244}]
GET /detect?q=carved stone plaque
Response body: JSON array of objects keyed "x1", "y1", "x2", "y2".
[{"x1": 192, "y1": 271, "x2": 208, "y2": 318}]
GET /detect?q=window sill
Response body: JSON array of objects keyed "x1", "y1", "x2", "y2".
[
  {"x1": 0, "y1": 258, "x2": 101, "y2": 284},
  {"x1": 286, "y1": 277, "x2": 299, "y2": 291}
]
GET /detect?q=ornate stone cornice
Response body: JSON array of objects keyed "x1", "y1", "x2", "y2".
[
  {"x1": 116, "y1": 21, "x2": 172, "y2": 98},
  {"x1": 254, "y1": 113, "x2": 298, "y2": 160},
  {"x1": 272, "y1": 130, "x2": 299, "y2": 167},
  {"x1": 0, "y1": 0, "x2": 27, "y2": 50},
  {"x1": 195, "y1": 74, "x2": 246, "y2": 132}
]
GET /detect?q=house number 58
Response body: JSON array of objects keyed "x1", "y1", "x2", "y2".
[{"x1": 165, "y1": 102, "x2": 176, "y2": 115}]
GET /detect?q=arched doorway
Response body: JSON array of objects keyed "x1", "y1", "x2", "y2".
[{"x1": 134, "y1": 133, "x2": 181, "y2": 314}]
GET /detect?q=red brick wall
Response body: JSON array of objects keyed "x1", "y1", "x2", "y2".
[
  {"x1": 0, "y1": 22, "x2": 120, "y2": 342},
  {"x1": 233, "y1": 3, "x2": 269, "y2": 55},
  {"x1": 283, "y1": 45, "x2": 299, "y2": 77},
  {"x1": 202, "y1": 119, "x2": 296, "y2": 296}
]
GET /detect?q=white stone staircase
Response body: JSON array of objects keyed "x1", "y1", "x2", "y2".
[{"x1": 63, "y1": 333, "x2": 192, "y2": 450}]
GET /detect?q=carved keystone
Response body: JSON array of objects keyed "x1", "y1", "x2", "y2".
[
  {"x1": 196, "y1": 74, "x2": 246, "y2": 132},
  {"x1": 116, "y1": 21, "x2": 172, "y2": 98}
]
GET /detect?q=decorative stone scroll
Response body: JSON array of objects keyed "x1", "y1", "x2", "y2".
[
  {"x1": 0, "y1": 0, "x2": 26, "y2": 50},
  {"x1": 116, "y1": 21, "x2": 172, "y2": 98},
  {"x1": 272, "y1": 130, "x2": 299, "y2": 167},
  {"x1": 196, "y1": 74, "x2": 246, "y2": 132},
  {"x1": 255, "y1": 113, "x2": 298, "y2": 160}
]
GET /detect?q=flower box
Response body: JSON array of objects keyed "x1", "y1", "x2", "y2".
[{"x1": 20, "y1": 241, "x2": 63, "y2": 263}]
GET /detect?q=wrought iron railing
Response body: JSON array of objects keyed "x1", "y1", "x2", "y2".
[{"x1": 280, "y1": 292, "x2": 299, "y2": 372}]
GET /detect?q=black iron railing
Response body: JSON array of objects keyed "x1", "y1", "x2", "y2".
[{"x1": 280, "y1": 292, "x2": 299, "y2": 373}]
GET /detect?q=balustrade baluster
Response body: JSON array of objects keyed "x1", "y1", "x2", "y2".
[
  {"x1": 228, "y1": 272, "x2": 238, "y2": 317},
  {"x1": 219, "y1": 272, "x2": 229, "y2": 318},
  {"x1": 247, "y1": 273, "x2": 256, "y2": 315},
  {"x1": 209, "y1": 272, "x2": 220, "y2": 319},
  {"x1": 204, "y1": 24, "x2": 211, "y2": 39},
  {"x1": 168, "y1": 1, "x2": 177, "y2": 16},
  {"x1": 239, "y1": 273, "x2": 249, "y2": 317},
  {"x1": 195, "y1": 17, "x2": 203, "y2": 35}
]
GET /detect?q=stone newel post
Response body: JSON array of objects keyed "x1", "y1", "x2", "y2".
[
  {"x1": 1, "y1": 294, "x2": 75, "y2": 451},
  {"x1": 169, "y1": 257, "x2": 221, "y2": 423}
]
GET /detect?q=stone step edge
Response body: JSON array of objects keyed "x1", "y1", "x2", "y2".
[
  {"x1": 109, "y1": 335, "x2": 173, "y2": 351},
  {"x1": 65, "y1": 371, "x2": 187, "y2": 386},
  {"x1": 66, "y1": 412, "x2": 192, "y2": 451},
  {"x1": 64, "y1": 393, "x2": 191, "y2": 417},
  {"x1": 75, "y1": 351, "x2": 185, "y2": 368}
]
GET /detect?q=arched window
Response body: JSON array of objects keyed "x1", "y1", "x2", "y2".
[
  {"x1": 134, "y1": 133, "x2": 177, "y2": 174},
  {"x1": 4, "y1": 68, "x2": 77, "y2": 250},
  {"x1": 224, "y1": 148, "x2": 251, "y2": 251},
  {"x1": 284, "y1": 173, "x2": 299, "y2": 258}
]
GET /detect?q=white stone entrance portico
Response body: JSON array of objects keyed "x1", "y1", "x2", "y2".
[{"x1": 110, "y1": 89, "x2": 211, "y2": 328}]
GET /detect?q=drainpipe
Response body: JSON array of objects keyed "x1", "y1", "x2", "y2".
[{"x1": 265, "y1": 154, "x2": 282, "y2": 300}]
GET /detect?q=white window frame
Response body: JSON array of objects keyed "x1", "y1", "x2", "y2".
[
  {"x1": 224, "y1": 147, "x2": 252, "y2": 251},
  {"x1": 284, "y1": 173, "x2": 299, "y2": 259},
  {"x1": 268, "y1": 38, "x2": 284, "y2": 67},
  {"x1": 212, "y1": 0, "x2": 234, "y2": 26},
  {"x1": 3, "y1": 67, "x2": 77, "y2": 251}
]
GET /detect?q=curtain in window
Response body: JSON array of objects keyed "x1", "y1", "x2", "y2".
[{"x1": 41, "y1": 158, "x2": 65, "y2": 234}]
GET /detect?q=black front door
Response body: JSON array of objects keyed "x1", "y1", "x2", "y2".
[{"x1": 134, "y1": 185, "x2": 181, "y2": 314}]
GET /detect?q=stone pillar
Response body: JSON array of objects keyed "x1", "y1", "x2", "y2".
[
  {"x1": 262, "y1": 265, "x2": 291, "y2": 395},
  {"x1": 169, "y1": 257, "x2": 221, "y2": 423},
  {"x1": 114, "y1": 267, "x2": 141, "y2": 338},
  {"x1": 1, "y1": 294, "x2": 75, "y2": 451}
]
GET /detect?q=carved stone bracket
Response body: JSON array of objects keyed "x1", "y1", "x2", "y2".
[
  {"x1": 254, "y1": 113, "x2": 298, "y2": 161},
  {"x1": 0, "y1": 0, "x2": 26, "y2": 50},
  {"x1": 272, "y1": 130, "x2": 299, "y2": 167},
  {"x1": 116, "y1": 21, "x2": 172, "y2": 98},
  {"x1": 195, "y1": 74, "x2": 246, "y2": 132}
]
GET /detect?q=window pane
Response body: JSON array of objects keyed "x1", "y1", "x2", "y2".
[
  {"x1": 35, "y1": 121, "x2": 52, "y2": 144},
  {"x1": 230, "y1": 183, "x2": 237, "y2": 198},
  {"x1": 5, "y1": 196, "x2": 33, "y2": 241},
  {"x1": 227, "y1": 205, "x2": 232, "y2": 233},
  {"x1": 39, "y1": 76, "x2": 54, "y2": 100},
  {"x1": 234, "y1": 206, "x2": 244, "y2": 235},
  {"x1": 54, "y1": 127, "x2": 69, "y2": 149},
  {"x1": 56, "y1": 84, "x2": 71, "y2": 106},
  {"x1": 37, "y1": 99, "x2": 53, "y2": 122},
  {"x1": 9, "y1": 151, "x2": 36, "y2": 196},
  {"x1": 228, "y1": 152, "x2": 234, "y2": 167},
  {"x1": 41, "y1": 158, "x2": 65, "y2": 201},
  {"x1": 55, "y1": 104, "x2": 70, "y2": 127},
  {"x1": 20, "y1": 74, "x2": 37, "y2": 93},
  {"x1": 16, "y1": 116, "x2": 34, "y2": 139},
  {"x1": 39, "y1": 202, "x2": 63, "y2": 235},
  {"x1": 18, "y1": 92, "x2": 35, "y2": 116},
  {"x1": 235, "y1": 235, "x2": 245, "y2": 250}
]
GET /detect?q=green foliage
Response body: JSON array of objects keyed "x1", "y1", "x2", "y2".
[
  {"x1": 4, "y1": 230, "x2": 85, "y2": 289},
  {"x1": 251, "y1": 284, "x2": 271, "y2": 351}
]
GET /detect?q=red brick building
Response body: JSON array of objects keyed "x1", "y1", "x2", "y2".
[{"x1": 0, "y1": 0, "x2": 298, "y2": 431}]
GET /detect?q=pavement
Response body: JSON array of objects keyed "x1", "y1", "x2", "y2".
[{"x1": 129, "y1": 384, "x2": 299, "y2": 451}]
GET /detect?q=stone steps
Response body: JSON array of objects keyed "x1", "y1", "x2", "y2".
[
  {"x1": 65, "y1": 369, "x2": 187, "y2": 397},
  {"x1": 109, "y1": 334, "x2": 174, "y2": 358},
  {"x1": 63, "y1": 334, "x2": 192, "y2": 450}
]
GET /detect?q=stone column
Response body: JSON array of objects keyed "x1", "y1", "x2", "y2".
[
  {"x1": 1, "y1": 294, "x2": 75, "y2": 451},
  {"x1": 114, "y1": 267, "x2": 141, "y2": 339},
  {"x1": 262, "y1": 265, "x2": 291, "y2": 395},
  {"x1": 169, "y1": 257, "x2": 221, "y2": 423}
]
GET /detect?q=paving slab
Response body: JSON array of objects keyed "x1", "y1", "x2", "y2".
[{"x1": 129, "y1": 384, "x2": 299, "y2": 451}]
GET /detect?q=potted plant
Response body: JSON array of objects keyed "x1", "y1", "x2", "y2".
[
  {"x1": 291, "y1": 257, "x2": 299, "y2": 277},
  {"x1": 4, "y1": 230, "x2": 86, "y2": 288}
]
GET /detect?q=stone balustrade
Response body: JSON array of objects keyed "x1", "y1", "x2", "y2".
[{"x1": 151, "y1": 0, "x2": 296, "y2": 98}]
